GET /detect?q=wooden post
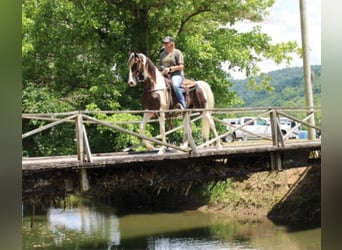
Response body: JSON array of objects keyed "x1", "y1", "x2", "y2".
[
  {"x1": 82, "y1": 124, "x2": 93, "y2": 162},
  {"x1": 30, "y1": 201, "x2": 35, "y2": 228},
  {"x1": 299, "y1": 0, "x2": 316, "y2": 140},
  {"x1": 79, "y1": 168, "x2": 89, "y2": 192},
  {"x1": 269, "y1": 110, "x2": 283, "y2": 170},
  {"x1": 76, "y1": 113, "x2": 84, "y2": 162},
  {"x1": 185, "y1": 110, "x2": 197, "y2": 154},
  {"x1": 270, "y1": 151, "x2": 282, "y2": 171},
  {"x1": 269, "y1": 111, "x2": 279, "y2": 146},
  {"x1": 75, "y1": 113, "x2": 89, "y2": 192}
]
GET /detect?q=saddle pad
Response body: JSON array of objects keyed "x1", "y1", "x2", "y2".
[{"x1": 182, "y1": 78, "x2": 196, "y2": 87}]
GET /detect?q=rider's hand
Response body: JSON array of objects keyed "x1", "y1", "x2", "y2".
[{"x1": 162, "y1": 67, "x2": 170, "y2": 75}]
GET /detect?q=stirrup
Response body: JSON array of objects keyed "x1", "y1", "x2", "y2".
[{"x1": 176, "y1": 103, "x2": 185, "y2": 110}]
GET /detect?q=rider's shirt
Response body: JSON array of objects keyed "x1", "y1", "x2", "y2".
[{"x1": 159, "y1": 49, "x2": 184, "y2": 77}]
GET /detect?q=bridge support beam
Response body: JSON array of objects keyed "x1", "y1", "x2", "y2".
[
  {"x1": 270, "y1": 151, "x2": 282, "y2": 171},
  {"x1": 76, "y1": 113, "x2": 90, "y2": 192},
  {"x1": 80, "y1": 168, "x2": 89, "y2": 192}
]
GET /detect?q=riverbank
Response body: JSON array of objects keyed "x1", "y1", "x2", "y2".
[
  {"x1": 198, "y1": 163, "x2": 321, "y2": 225},
  {"x1": 100, "y1": 159, "x2": 321, "y2": 227}
]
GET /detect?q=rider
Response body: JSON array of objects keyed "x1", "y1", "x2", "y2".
[{"x1": 159, "y1": 36, "x2": 187, "y2": 109}]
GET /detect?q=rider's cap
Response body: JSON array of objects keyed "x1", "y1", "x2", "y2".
[{"x1": 162, "y1": 36, "x2": 174, "y2": 43}]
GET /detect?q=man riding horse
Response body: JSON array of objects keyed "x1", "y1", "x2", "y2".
[
  {"x1": 159, "y1": 36, "x2": 187, "y2": 110},
  {"x1": 127, "y1": 50, "x2": 222, "y2": 153}
]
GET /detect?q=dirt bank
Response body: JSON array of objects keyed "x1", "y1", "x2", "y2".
[{"x1": 198, "y1": 162, "x2": 321, "y2": 225}]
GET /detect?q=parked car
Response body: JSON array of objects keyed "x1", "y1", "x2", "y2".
[
  {"x1": 223, "y1": 117, "x2": 294, "y2": 142},
  {"x1": 279, "y1": 117, "x2": 299, "y2": 139}
]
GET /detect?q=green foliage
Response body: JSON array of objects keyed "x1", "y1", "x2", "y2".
[
  {"x1": 85, "y1": 104, "x2": 154, "y2": 152},
  {"x1": 23, "y1": 123, "x2": 76, "y2": 157},
  {"x1": 231, "y1": 65, "x2": 321, "y2": 108},
  {"x1": 230, "y1": 65, "x2": 321, "y2": 127},
  {"x1": 206, "y1": 179, "x2": 239, "y2": 204},
  {"x1": 23, "y1": 0, "x2": 297, "y2": 110},
  {"x1": 22, "y1": 0, "x2": 123, "y2": 110},
  {"x1": 22, "y1": 83, "x2": 75, "y2": 157},
  {"x1": 22, "y1": 82, "x2": 73, "y2": 113}
]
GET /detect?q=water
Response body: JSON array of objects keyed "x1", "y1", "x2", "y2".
[{"x1": 22, "y1": 197, "x2": 321, "y2": 250}]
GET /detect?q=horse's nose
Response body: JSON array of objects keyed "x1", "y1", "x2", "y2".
[
  {"x1": 127, "y1": 80, "x2": 136, "y2": 87},
  {"x1": 128, "y1": 71, "x2": 137, "y2": 87}
]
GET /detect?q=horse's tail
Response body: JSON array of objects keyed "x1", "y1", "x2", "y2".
[{"x1": 196, "y1": 80, "x2": 214, "y2": 142}]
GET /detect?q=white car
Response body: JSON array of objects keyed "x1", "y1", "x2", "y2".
[
  {"x1": 223, "y1": 117, "x2": 294, "y2": 142},
  {"x1": 279, "y1": 117, "x2": 299, "y2": 139}
]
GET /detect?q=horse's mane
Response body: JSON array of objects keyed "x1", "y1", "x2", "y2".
[{"x1": 143, "y1": 54, "x2": 157, "y2": 83}]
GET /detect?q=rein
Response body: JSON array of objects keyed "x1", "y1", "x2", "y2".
[
  {"x1": 130, "y1": 53, "x2": 167, "y2": 93},
  {"x1": 144, "y1": 87, "x2": 166, "y2": 93}
]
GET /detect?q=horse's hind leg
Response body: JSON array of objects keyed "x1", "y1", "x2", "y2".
[
  {"x1": 203, "y1": 111, "x2": 222, "y2": 148},
  {"x1": 181, "y1": 112, "x2": 190, "y2": 149},
  {"x1": 140, "y1": 112, "x2": 155, "y2": 151}
]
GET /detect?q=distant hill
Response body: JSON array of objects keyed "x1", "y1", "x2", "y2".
[{"x1": 230, "y1": 65, "x2": 321, "y2": 107}]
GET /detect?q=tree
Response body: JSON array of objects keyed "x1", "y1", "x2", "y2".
[{"x1": 23, "y1": 0, "x2": 299, "y2": 110}]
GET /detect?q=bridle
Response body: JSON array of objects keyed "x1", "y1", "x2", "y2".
[
  {"x1": 128, "y1": 52, "x2": 167, "y2": 93},
  {"x1": 128, "y1": 53, "x2": 145, "y2": 83}
]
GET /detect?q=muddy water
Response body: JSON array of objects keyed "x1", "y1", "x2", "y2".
[{"x1": 22, "y1": 197, "x2": 320, "y2": 250}]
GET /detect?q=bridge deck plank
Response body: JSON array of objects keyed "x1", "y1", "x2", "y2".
[{"x1": 22, "y1": 140, "x2": 321, "y2": 171}]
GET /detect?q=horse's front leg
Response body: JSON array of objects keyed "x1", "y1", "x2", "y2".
[
  {"x1": 180, "y1": 110, "x2": 199, "y2": 151},
  {"x1": 157, "y1": 111, "x2": 166, "y2": 154},
  {"x1": 140, "y1": 112, "x2": 155, "y2": 151}
]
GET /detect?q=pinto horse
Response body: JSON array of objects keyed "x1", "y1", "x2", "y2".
[{"x1": 127, "y1": 52, "x2": 221, "y2": 153}]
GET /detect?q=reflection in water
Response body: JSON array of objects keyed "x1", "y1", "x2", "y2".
[
  {"x1": 22, "y1": 198, "x2": 320, "y2": 250},
  {"x1": 47, "y1": 207, "x2": 120, "y2": 248},
  {"x1": 147, "y1": 237, "x2": 231, "y2": 250}
]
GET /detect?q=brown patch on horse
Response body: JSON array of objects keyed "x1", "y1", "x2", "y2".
[
  {"x1": 141, "y1": 77, "x2": 161, "y2": 110},
  {"x1": 144, "y1": 56, "x2": 157, "y2": 83},
  {"x1": 188, "y1": 84, "x2": 207, "y2": 109}
]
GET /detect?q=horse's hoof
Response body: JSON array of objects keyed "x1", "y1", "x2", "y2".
[
  {"x1": 157, "y1": 147, "x2": 166, "y2": 154},
  {"x1": 176, "y1": 103, "x2": 185, "y2": 110},
  {"x1": 145, "y1": 144, "x2": 155, "y2": 151}
]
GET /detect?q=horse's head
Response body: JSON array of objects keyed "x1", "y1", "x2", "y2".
[{"x1": 127, "y1": 52, "x2": 145, "y2": 87}]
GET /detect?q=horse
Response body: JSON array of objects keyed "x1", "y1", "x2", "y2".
[{"x1": 127, "y1": 51, "x2": 221, "y2": 153}]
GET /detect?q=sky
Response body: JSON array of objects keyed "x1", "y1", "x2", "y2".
[{"x1": 229, "y1": 0, "x2": 321, "y2": 79}]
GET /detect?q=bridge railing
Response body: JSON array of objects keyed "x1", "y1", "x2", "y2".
[{"x1": 22, "y1": 107, "x2": 321, "y2": 161}]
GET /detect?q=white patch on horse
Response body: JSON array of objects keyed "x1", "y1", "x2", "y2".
[
  {"x1": 196, "y1": 81, "x2": 209, "y2": 108},
  {"x1": 155, "y1": 70, "x2": 168, "y2": 108},
  {"x1": 127, "y1": 53, "x2": 137, "y2": 87}
]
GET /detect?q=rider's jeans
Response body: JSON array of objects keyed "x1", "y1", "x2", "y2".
[{"x1": 171, "y1": 75, "x2": 186, "y2": 108}]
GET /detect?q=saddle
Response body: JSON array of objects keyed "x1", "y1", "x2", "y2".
[
  {"x1": 181, "y1": 79, "x2": 197, "y2": 106},
  {"x1": 182, "y1": 78, "x2": 196, "y2": 88},
  {"x1": 164, "y1": 77, "x2": 197, "y2": 108}
]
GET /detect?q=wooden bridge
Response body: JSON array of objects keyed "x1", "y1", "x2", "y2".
[{"x1": 22, "y1": 107, "x2": 321, "y2": 199}]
